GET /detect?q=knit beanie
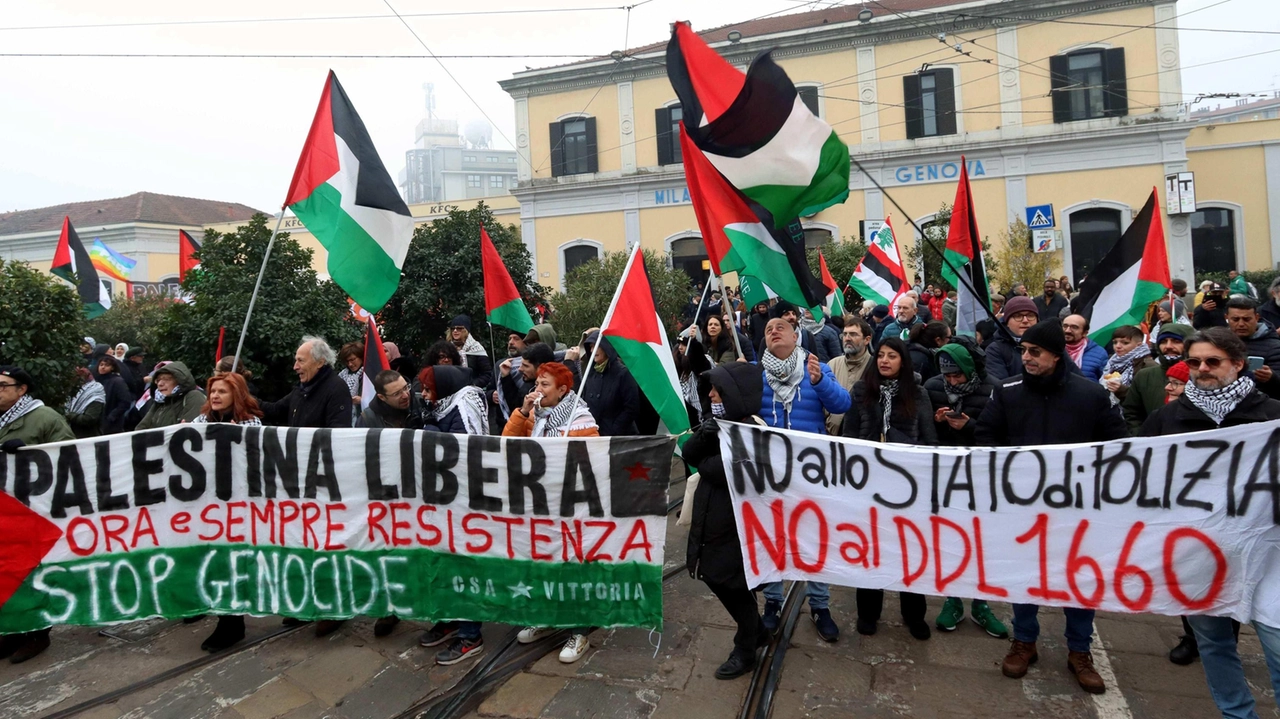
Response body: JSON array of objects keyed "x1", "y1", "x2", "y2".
[
  {"x1": 449, "y1": 314, "x2": 473, "y2": 331},
  {"x1": 1020, "y1": 319, "x2": 1066, "y2": 356},
  {"x1": 936, "y1": 344, "x2": 975, "y2": 378},
  {"x1": 1165, "y1": 361, "x2": 1190, "y2": 383},
  {"x1": 1002, "y1": 296, "x2": 1039, "y2": 322},
  {"x1": 1156, "y1": 323, "x2": 1194, "y2": 343}
]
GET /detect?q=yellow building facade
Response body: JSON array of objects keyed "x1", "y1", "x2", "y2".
[{"x1": 498, "y1": 0, "x2": 1280, "y2": 291}]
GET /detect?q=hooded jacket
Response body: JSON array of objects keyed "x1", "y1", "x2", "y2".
[
  {"x1": 1140, "y1": 386, "x2": 1280, "y2": 437},
  {"x1": 528, "y1": 323, "x2": 565, "y2": 351},
  {"x1": 136, "y1": 362, "x2": 206, "y2": 430},
  {"x1": 88, "y1": 343, "x2": 113, "y2": 379},
  {"x1": 684, "y1": 362, "x2": 762, "y2": 588},
  {"x1": 95, "y1": 355, "x2": 135, "y2": 434},
  {"x1": 425, "y1": 365, "x2": 479, "y2": 434},
  {"x1": 975, "y1": 355, "x2": 1128, "y2": 446},
  {"x1": 579, "y1": 332, "x2": 639, "y2": 436},
  {"x1": 262, "y1": 364, "x2": 354, "y2": 428}
]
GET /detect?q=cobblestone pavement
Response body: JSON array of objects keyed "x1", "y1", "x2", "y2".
[{"x1": 3, "y1": 476, "x2": 1276, "y2": 719}]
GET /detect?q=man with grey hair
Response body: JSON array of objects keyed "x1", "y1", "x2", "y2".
[{"x1": 261, "y1": 336, "x2": 353, "y2": 636}]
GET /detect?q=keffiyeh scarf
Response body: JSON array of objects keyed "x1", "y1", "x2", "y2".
[
  {"x1": 680, "y1": 372, "x2": 703, "y2": 424},
  {"x1": 877, "y1": 380, "x2": 899, "y2": 437},
  {"x1": 66, "y1": 381, "x2": 105, "y2": 415},
  {"x1": 1185, "y1": 375, "x2": 1255, "y2": 425},
  {"x1": 431, "y1": 384, "x2": 490, "y2": 435},
  {"x1": 532, "y1": 390, "x2": 598, "y2": 437},
  {"x1": 339, "y1": 368, "x2": 363, "y2": 396},
  {"x1": 762, "y1": 347, "x2": 807, "y2": 416},
  {"x1": 1103, "y1": 343, "x2": 1151, "y2": 386},
  {"x1": 192, "y1": 413, "x2": 262, "y2": 426},
  {"x1": 457, "y1": 336, "x2": 487, "y2": 368},
  {"x1": 0, "y1": 395, "x2": 42, "y2": 432},
  {"x1": 943, "y1": 375, "x2": 982, "y2": 407}
]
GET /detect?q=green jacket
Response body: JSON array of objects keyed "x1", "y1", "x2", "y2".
[
  {"x1": 136, "y1": 362, "x2": 206, "y2": 430},
  {"x1": 1230, "y1": 275, "x2": 1249, "y2": 296},
  {"x1": 0, "y1": 404, "x2": 75, "y2": 446},
  {"x1": 66, "y1": 400, "x2": 103, "y2": 439},
  {"x1": 1122, "y1": 363, "x2": 1170, "y2": 432}
]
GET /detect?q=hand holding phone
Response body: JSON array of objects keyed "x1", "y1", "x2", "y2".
[{"x1": 1248, "y1": 356, "x2": 1265, "y2": 372}]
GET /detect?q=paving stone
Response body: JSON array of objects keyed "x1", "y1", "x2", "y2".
[
  {"x1": 333, "y1": 664, "x2": 432, "y2": 717},
  {"x1": 198, "y1": 653, "x2": 278, "y2": 704},
  {"x1": 776, "y1": 647, "x2": 873, "y2": 699},
  {"x1": 284, "y1": 644, "x2": 388, "y2": 706},
  {"x1": 69, "y1": 707, "x2": 124, "y2": 719},
  {"x1": 538, "y1": 679, "x2": 658, "y2": 719},
  {"x1": 870, "y1": 662, "x2": 1089, "y2": 719},
  {"x1": 230, "y1": 676, "x2": 315, "y2": 719},
  {"x1": 1126, "y1": 689, "x2": 1225, "y2": 719},
  {"x1": 923, "y1": 629, "x2": 1009, "y2": 671},
  {"x1": 276, "y1": 701, "x2": 344, "y2": 719},
  {"x1": 1094, "y1": 615, "x2": 1180, "y2": 657},
  {"x1": 1108, "y1": 649, "x2": 1218, "y2": 697},
  {"x1": 120, "y1": 685, "x2": 233, "y2": 719},
  {"x1": 477, "y1": 672, "x2": 566, "y2": 718}
]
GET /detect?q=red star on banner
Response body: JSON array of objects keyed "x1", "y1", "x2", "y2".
[{"x1": 625, "y1": 462, "x2": 651, "y2": 481}]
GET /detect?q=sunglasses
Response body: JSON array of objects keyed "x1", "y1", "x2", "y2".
[
  {"x1": 1183, "y1": 357, "x2": 1230, "y2": 371},
  {"x1": 1018, "y1": 345, "x2": 1046, "y2": 358}
]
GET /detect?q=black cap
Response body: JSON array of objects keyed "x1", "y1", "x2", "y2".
[
  {"x1": 1020, "y1": 319, "x2": 1066, "y2": 356},
  {"x1": 0, "y1": 365, "x2": 35, "y2": 391},
  {"x1": 125, "y1": 347, "x2": 147, "y2": 359}
]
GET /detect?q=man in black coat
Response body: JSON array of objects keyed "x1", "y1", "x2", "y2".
[
  {"x1": 94, "y1": 354, "x2": 133, "y2": 434},
  {"x1": 578, "y1": 331, "x2": 638, "y2": 436},
  {"x1": 1033, "y1": 279, "x2": 1069, "y2": 320},
  {"x1": 1224, "y1": 295, "x2": 1280, "y2": 399},
  {"x1": 1139, "y1": 327, "x2": 1280, "y2": 716},
  {"x1": 1193, "y1": 283, "x2": 1228, "y2": 328},
  {"x1": 975, "y1": 319, "x2": 1127, "y2": 695}
]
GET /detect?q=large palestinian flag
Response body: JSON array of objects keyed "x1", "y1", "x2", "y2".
[
  {"x1": 600, "y1": 247, "x2": 691, "y2": 444},
  {"x1": 942, "y1": 158, "x2": 993, "y2": 335},
  {"x1": 667, "y1": 22, "x2": 848, "y2": 228},
  {"x1": 848, "y1": 215, "x2": 909, "y2": 307},
  {"x1": 50, "y1": 216, "x2": 111, "y2": 319},
  {"x1": 681, "y1": 124, "x2": 828, "y2": 310},
  {"x1": 285, "y1": 71, "x2": 414, "y2": 313},
  {"x1": 1074, "y1": 189, "x2": 1170, "y2": 345},
  {"x1": 481, "y1": 224, "x2": 534, "y2": 335}
]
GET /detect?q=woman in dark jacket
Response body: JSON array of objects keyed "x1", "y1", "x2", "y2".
[
  {"x1": 703, "y1": 315, "x2": 740, "y2": 366},
  {"x1": 419, "y1": 365, "x2": 488, "y2": 434},
  {"x1": 906, "y1": 320, "x2": 950, "y2": 383},
  {"x1": 94, "y1": 354, "x2": 133, "y2": 434},
  {"x1": 684, "y1": 362, "x2": 766, "y2": 680},
  {"x1": 842, "y1": 337, "x2": 936, "y2": 640}
]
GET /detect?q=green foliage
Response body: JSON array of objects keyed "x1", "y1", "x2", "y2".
[
  {"x1": 380, "y1": 203, "x2": 545, "y2": 354},
  {"x1": 155, "y1": 214, "x2": 362, "y2": 399},
  {"x1": 990, "y1": 219, "x2": 1057, "y2": 296},
  {"x1": 550, "y1": 249, "x2": 692, "y2": 342},
  {"x1": 90, "y1": 293, "x2": 174, "y2": 353},
  {"x1": 900, "y1": 203, "x2": 998, "y2": 295},
  {"x1": 0, "y1": 259, "x2": 85, "y2": 405},
  {"x1": 1196, "y1": 269, "x2": 1279, "y2": 296},
  {"x1": 805, "y1": 236, "x2": 867, "y2": 312}
]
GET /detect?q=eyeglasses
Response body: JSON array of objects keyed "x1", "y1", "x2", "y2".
[
  {"x1": 381, "y1": 386, "x2": 411, "y2": 399},
  {"x1": 1166, "y1": 379, "x2": 1187, "y2": 387},
  {"x1": 0, "y1": 382, "x2": 18, "y2": 389},
  {"x1": 1018, "y1": 345, "x2": 1046, "y2": 358},
  {"x1": 1183, "y1": 357, "x2": 1229, "y2": 371},
  {"x1": 450, "y1": 326, "x2": 467, "y2": 331}
]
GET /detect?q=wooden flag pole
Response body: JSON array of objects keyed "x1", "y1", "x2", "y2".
[{"x1": 232, "y1": 211, "x2": 287, "y2": 371}]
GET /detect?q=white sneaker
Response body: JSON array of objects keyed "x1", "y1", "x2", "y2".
[
  {"x1": 558, "y1": 633, "x2": 590, "y2": 663},
  {"x1": 517, "y1": 627, "x2": 554, "y2": 644}
]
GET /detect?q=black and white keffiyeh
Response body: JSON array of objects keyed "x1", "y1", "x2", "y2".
[
  {"x1": 65, "y1": 381, "x2": 105, "y2": 415},
  {"x1": 0, "y1": 395, "x2": 42, "y2": 432},
  {"x1": 457, "y1": 336, "x2": 487, "y2": 368},
  {"x1": 431, "y1": 384, "x2": 490, "y2": 435},
  {"x1": 192, "y1": 413, "x2": 262, "y2": 426},
  {"x1": 532, "y1": 390, "x2": 598, "y2": 436},
  {"x1": 1185, "y1": 375, "x2": 1255, "y2": 425},
  {"x1": 943, "y1": 375, "x2": 982, "y2": 407},
  {"x1": 1103, "y1": 342, "x2": 1151, "y2": 386},
  {"x1": 877, "y1": 380, "x2": 899, "y2": 436},
  {"x1": 762, "y1": 346, "x2": 807, "y2": 415}
]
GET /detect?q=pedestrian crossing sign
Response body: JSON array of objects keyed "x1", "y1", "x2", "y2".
[{"x1": 1025, "y1": 204, "x2": 1055, "y2": 229}]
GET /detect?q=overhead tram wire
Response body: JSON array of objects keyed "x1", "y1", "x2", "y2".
[
  {"x1": 939, "y1": 8, "x2": 1280, "y2": 36},
  {"x1": 0, "y1": 52, "x2": 608, "y2": 59}
]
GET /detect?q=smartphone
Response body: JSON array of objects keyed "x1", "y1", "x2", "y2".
[
  {"x1": 945, "y1": 410, "x2": 964, "y2": 419},
  {"x1": 1249, "y1": 356, "x2": 1265, "y2": 372}
]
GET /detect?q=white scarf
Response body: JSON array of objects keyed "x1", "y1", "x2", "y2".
[
  {"x1": 532, "y1": 390, "x2": 598, "y2": 436},
  {"x1": 456, "y1": 336, "x2": 487, "y2": 368},
  {"x1": 66, "y1": 381, "x2": 106, "y2": 415},
  {"x1": 0, "y1": 395, "x2": 43, "y2": 432},
  {"x1": 1185, "y1": 375, "x2": 1256, "y2": 425},
  {"x1": 430, "y1": 384, "x2": 490, "y2": 435},
  {"x1": 762, "y1": 346, "x2": 807, "y2": 418}
]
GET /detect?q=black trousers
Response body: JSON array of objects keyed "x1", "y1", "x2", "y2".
[
  {"x1": 857, "y1": 588, "x2": 926, "y2": 625},
  {"x1": 705, "y1": 580, "x2": 763, "y2": 656}
]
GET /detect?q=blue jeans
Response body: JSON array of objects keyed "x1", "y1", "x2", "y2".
[
  {"x1": 761, "y1": 581, "x2": 829, "y2": 610},
  {"x1": 457, "y1": 621, "x2": 481, "y2": 640},
  {"x1": 1011, "y1": 604, "x2": 1094, "y2": 653},
  {"x1": 1189, "y1": 616, "x2": 1280, "y2": 719}
]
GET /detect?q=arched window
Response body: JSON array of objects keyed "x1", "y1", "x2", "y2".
[
  {"x1": 1068, "y1": 208, "x2": 1123, "y2": 281},
  {"x1": 803, "y1": 227, "x2": 833, "y2": 248},
  {"x1": 559, "y1": 240, "x2": 603, "y2": 289},
  {"x1": 1190, "y1": 206, "x2": 1238, "y2": 275},
  {"x1": 669, "y1": 235, "x2": 709, "y2": 285}
]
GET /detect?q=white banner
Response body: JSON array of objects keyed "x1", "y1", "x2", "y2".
[{"x1": 720, "y1": 421, "x2": 1280, "y2": 624}]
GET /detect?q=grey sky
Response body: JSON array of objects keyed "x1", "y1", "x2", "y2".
[{"x1": 0, "y1": 0, "x2": 1274, "y2": 214}]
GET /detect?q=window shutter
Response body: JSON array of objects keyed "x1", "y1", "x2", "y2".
[
  {"x1": 584, "y1": 116, "x2": 599, "y2": 174},
  {"x1": 655, "y1": 107, "x2": 672, "y2": 166},
  {"x1": 903, "y1": 74, "x2": 923, "y2": 140},
  {"x1": 935, "y1": 69, "x2": 957, "y2": 136},
  {"x1": 797, "y1": 86, "x2": 820, "y2": 117},
  {"x1": 1104, "y1": 47, "x2": 1128, "y2": 117},
  {"x1": 549, "y1": 121, "x2": 565, "y2": 177},
  {"x1": 1049, "y1": 55, "x2": 1071, "y2": 123}
]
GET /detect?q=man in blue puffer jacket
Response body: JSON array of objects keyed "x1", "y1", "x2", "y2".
[
  {"x1": 756, "y1": 316, "x2": 851, "y2": 642},
  {"x1": 1062, "y1": 314, "x2": 1109, "y2": 382}
]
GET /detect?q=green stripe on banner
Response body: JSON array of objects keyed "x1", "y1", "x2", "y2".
[
  {"x1": 0, "y1": 544, "x2": 664, "y2": 634},
  {"x1": 291, "y1": 182, "x2": 401, "y2": 312},
  {"x1": 742, "y1": 132, "x2": 850, "y2": 227},
  {"x1": 488, "y1": 297, "x2": 534, "y2": 335}
]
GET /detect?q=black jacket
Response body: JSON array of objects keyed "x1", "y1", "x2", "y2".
[
  {"x1": 975, "y1": 359, "x2": 1128, "y2": 446},
  {"x1": 685, "y1": 363, "x2": 762, "y2": 589},
  {"x1": 1140, "y1": 388, "x2": 1280, "y2": 436},
  {"x1": 1260, "y1": 299, "x2": 1280, "y2": 331},
  {"x1": 1034, "y1": 293, "x2": 1069, "y2": 320},
  {"x1": 908, "y1": 342, "x2": 938, "y2": 383},
  {"x1": 579, "y1": 333, "x2": 639, "y2": 437},
  {"x1": 1243, "y1": 323, "x2": 1280, "y2": 399},
  {"x1": 1193, "y1": 302, "x2": 1226, "y2": 329},
  {"x1": 923, "y1": 375, "x2": 993, "y2": 446},
  {"x1": 842, "y1": 379, "x2": 937, "y2": 445},
  {"x1": 985, "y1": 333, "x2": 1022, "y2": 382},
  {"x1": 357, "y1": 394, "x2": 433, "y2": 430},
  {"x1": 427, "y1": 365, "x2": 476, "y2": 434},
  {"x1": 462, "y1": 349, "x2": 495, "y2": 393},
  {"x1": 119, "y1": 360, "x2": 145, "y2": 399},
  {"x1": 262, "y1": 365, "x2": 353, "y2": 428},
  {"x1": 97, "y1": 356, "x2": 133, "y2": 434}
]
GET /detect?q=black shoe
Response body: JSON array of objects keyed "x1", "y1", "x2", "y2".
[
  {"x1": 282, "y1": 617, "x2": 308, "y2": 627},
  {"x1": 419, "y1": 622, "x2": 460, "y2": 647},
  {"x1": 0, "y1": 634, "x2": 25, "y2": 660},
  {"x1": 856, "y1": 618, "x2": 877, "y2": 636},
  {"x1": 9, "y1": 633, "x2": 50, "y2": 664},
  {"x1": 715, "y1": 651, "x2": 756, "y2": 680},
  {"x1": 201, "y1": 616, "x2": 246, "y2": 652},
  {"x1": 374, "y1": 616, "x2": 400, "y2": 637},
  {"x1": 182, "y1": 615, "x2": 206, "y2": 625},
  {"x1": 1169, "y1": 634, "x2": 1199, "y2": 665},
  {"x1": 811, "y1": 608, "x2": 839, "y2": 642},
  {"x1": 315, "y1": 620, "x2": 344, "y2": 638},
  {"x1": 906, "y1": 620, "x2": 932, "y2": 641},
  {"x1": 762, "y1": 600, "x2": 781, "y2": 634}
]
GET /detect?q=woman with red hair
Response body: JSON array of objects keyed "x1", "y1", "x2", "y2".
[
  {"x1": 502, "y1": 362, "x2": 598, "y2": 438},
  {"x1": 192, "y1": 372, "x2": 263, "y2": 426}
]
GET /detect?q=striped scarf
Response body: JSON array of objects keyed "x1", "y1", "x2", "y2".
[
  {"x1": 1185, "y1": 375, "x2": 1255, "y2": 425},
  {"x1": 532, "y1": 390, "x2": 597, "y2": 436},
  {"x1": 66, "y1": 381, "x2": 106, "y2": 415}
]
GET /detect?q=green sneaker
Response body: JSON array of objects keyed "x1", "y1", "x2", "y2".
[
  {"x1": 935, "y1": 597, "x2": 964, "y2": 631},
  {"x1": 970, "y1": 600, "x2": 1009, "y2": 638}
]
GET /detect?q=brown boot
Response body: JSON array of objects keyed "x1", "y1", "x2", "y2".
[
  {"x1": 1001, "y1": 640, "x2": 1038, "y2": 678},
  {"x1": 1067, "y1": 651, "x2": 1106, "y2": 694}
]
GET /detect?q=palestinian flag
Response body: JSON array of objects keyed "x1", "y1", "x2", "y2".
[
  {"x1": 600, "y1": 246, "x2": 691, "y2": 444},
  {"x1": 681, "y1": 124, "x2": 828, "y2": 310},
  {"x1": 941, "y1": 157, "x2": 993, "y2": 336},
  {"x1": 285, "y1": 71, "x2": 414, "y2": 313},
  {"x1": 1075, "y1": 189, "x2": 1171, "y2": 345},
  {"x1": 739, "y1": 274, "x2": 778, "y2": 310},
  {"x1": 361, "y1": 317, "x2": 390, "y2": 411},
  {"x1": 848, "y1": 215, "x2": 909, "y2": 307},
  {"x1": 818, "y1": 251, "x2": 845, "y2": 318},
  {"x1": 51, "y1": 216, "x2": 111, "y2": 319},
  {"x1": 481, "y1": 224, "x2": 534, "y2": 335},
  {"x1": 179, "y1": 230, "x2": 201, "y2": 281},
  {"x1": 667, "y1": 22, "x2": 849, "y2": 228},
  {"x1": 215, "y1": 327, "x2": 226, "y2": 363}
]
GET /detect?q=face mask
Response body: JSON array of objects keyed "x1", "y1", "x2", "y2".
[{"x1": 711, "y1": 402, "x2": 726, "y2": 418}]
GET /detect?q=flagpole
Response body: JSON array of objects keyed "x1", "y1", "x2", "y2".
[
  {"x1": 232, "y1": 211, "x2": 287, "y2": 370},
  {"x1": 684, "y1": 270, "x2": 715, "y2": 357}
]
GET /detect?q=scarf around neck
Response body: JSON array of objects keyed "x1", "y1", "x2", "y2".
[
  {"x1": 943, "y1": 374, "x2": 982, "y2": 407},
  {"x1": 1065, "y1": 338, "x2": 1088, "y2": 367},
  {"x1": 1185, "y1": 375, "x2": 1255, "y2": 425},
  {"x1": 66, "y1": 381, "x2": 105, "y2": 415},
  {"x1": 877, "y1": 379, "x2": 899, "y2": 437},
  {"x1": 762, "y1": 346, "x2": 807, "y2": 416},
  {"x1": 532, "y1": 390, "x2": 598, "y2": 437},
  {"x1": 430, "y1": 384, "x2": 490, "y2": 435},
  {"x1": 1103, "y1": 343, "x2": 1151, "y2": 386},
  {"x1": 456, "y1": 336, "x2": 487, "y2": 368},
  {"x1": 0, "y1": 395, "x2": 43, "y2": 432}
]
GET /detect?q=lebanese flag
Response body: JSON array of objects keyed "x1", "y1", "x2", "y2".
[
  {"x1": 848, "y1": 215, "x2": 909, "y2": 307},
  {"x1": 1074, "y1": 189, "x2": 1171, "y2": 345},
  {"x1": 600, "y1": 246, "x2": 691, "y2": 443},
  {"x1": 666, "y1": 22, "x2": 849, "y2": 228},
  {"x1": 179, "y1": 230, "x2": 202, "y2": 281},
  {"x1": 285, "y1": 71, "x2": 415, "y2": 313},
  {"x1": 941, "y1": 158, "x2": 993, "y2": 336},
  {"x1": 51, "y1": 216, "x2": 111, "y2": 318},
  {"x1": 681, "y1": 123, "x2": 828, "y2": 310},
  {"x1": 481, "y1": 224, "x2": 533, "y2": 334},
  {"x1": 360, "y1": 317, "x2": 391, "y2": 411},
  {"x1": 818, "y1": 251, "x2": 845, "y2": 318}
]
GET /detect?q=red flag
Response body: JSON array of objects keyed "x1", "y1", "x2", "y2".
[
  {"x1": 361, "y1": 317, "x2": 390, "y2": 410},
  {"x1": 215, "y1": 327, "x2": 225, "y2": 363},
  {"x1": 481, "y1": 224, "x2": 533, "y2": 334},
  {"x1": 179, "y1": 230, "x2": 202, "y2": 282}
]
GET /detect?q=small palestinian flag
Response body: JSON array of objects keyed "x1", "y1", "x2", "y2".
[
  {"x1": 179, "y1": 230, "x2": 201, "y2": 281},
  {"x1": 285, "y1": 71, "x2": 414, "y2": 313},
  {"x1": 361, "y1": 317, "x2": 390, "y2": 411},
  {"x1": 600, "y1": 246, "x2": 691, "y2": 444},
  {"x1": 51, "y1": 216, "x2": 111, "y2": 319},
  {"x1": 942, "y1": 157, "x2": 993, "y2": 336},
  {"x1": 481, "y1": 224, "x2": 534, "y2": 335},
  {"x1": 848, "y1": 215, "x2": 909, "y2": 307},
  {"x1": 1074, "y1": 189, "x2": 1171, "y2": 345},
  {"x1": 819, "y1": 251, "x2": 845, "y2": 318},
  {"x1": 666, "y1": 22, "x2": 849, "y2": 228}
]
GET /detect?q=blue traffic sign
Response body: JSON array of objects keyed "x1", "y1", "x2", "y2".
[{"x1": 1025, "y1": 204, "x2": 1055, "y2": 229}]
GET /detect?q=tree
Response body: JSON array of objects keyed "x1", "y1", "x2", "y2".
[
  {"x1": 901, "y1": 203, "x2": 999, "y2": 298},
  {"x1": 155, "y1": 214, "x2": 362, "y2": 399},
  {"x1": 380, "y1": 203, "x2": 544, "y2": 355},
  {"x1": 0, "y1": 259, "x2": 85, "y2": 405},
  {"x1": 990, "y1": 219, "x2": 1056, "y2": 297},
  {"x1": 805, "y1": 236, "x2": 867, "y2": 312},
  {"x1": 89, "y1": 292, "x2": 175, "y2": 353},
  {"x1": 550, "y1": 250, "x2": 692, "y2": 343}
]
